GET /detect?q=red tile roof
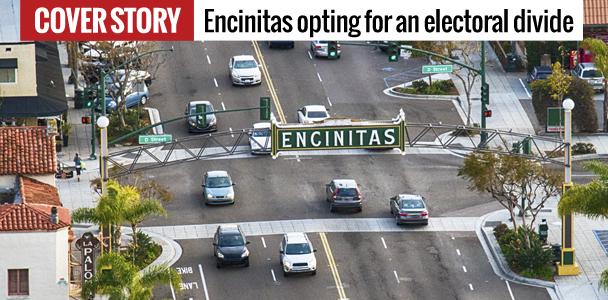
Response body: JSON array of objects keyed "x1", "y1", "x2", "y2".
[
  {"x1": 0, "y1": 126, "x2": 57, "y2": 175},
  {"x1": 585, "y1": 0, "x2": 608, "y2": 25},
  {"x1": 19, "y1": 176, "x2": 61, "y2": 207},
  {"x1": 0, "y1": 204, "x2": 69, "y2": 232}
]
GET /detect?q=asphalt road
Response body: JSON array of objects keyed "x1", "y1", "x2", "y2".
[{"x1": 154, "y1": 232, "x2": 551, "y2": 300}]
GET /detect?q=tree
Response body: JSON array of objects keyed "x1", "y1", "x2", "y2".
[
  {"x1": 458, "y1": 152, "x2": 562, "y2": 231},
  {"x1": 124, "y1": 199, "x2": 166, "y2": 246},
  {"x1": 547, "y1": 62, "x2": 572, "y2": 103},
  {"x1": 581, "y1": 38, "x2": 608, "y2": 131},
  {"x1": 447, "y1": 42, "x2": 480, "y2": 126},
  {"x1": 82, "y1": 253, "x2": 181, "y2": 300},
  {"x1": 559, "y1": 160, "x2": 608, "y2": 290}
]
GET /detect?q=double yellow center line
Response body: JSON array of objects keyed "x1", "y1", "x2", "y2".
[
  {"x1": 319, "y1": 232, "x2": 347, "y2": 300},
  {"x1": 251, "y1": 41, "x2": 287, "y2": 124}
]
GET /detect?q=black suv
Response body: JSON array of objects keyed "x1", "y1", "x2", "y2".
[{"x1": 213, "y1": 225, "x2": 250, "y2": 268}]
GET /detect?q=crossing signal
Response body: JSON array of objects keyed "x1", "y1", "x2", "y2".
[{"x1": 483, "y1": 109, "x2": 492, "y2": 118}]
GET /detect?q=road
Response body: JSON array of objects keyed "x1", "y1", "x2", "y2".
[{"x1": 155, "y1": 232, "x2": 551, "y2": 300}]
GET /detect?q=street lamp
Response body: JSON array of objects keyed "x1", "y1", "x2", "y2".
[
  {"x1": 96, "y1": 116, "x2": 110, "y2": 195},
  {"x1": 557, "y1": 98, "x2": 579, "y2": 275}
]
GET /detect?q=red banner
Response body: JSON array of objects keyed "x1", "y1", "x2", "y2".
[{"x1": 20, "y1": 0, "x2": 194, "y2": 41}]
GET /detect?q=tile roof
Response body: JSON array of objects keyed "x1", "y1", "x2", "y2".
[
  {"x1": 0, "y1": 203, "x2": 69, "y2": 232},
  {"x1": 584, "y1": 0, "x2": 608, "y2": 25},
  {"x1": 0, "y1": 126, "x2": 57, "y2": 175},
  {"x1": 19, "y1": 176, "x2": 61, "y2": 207}
]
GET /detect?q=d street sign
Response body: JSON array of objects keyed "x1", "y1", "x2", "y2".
[
  {"x1": 138, "y1": 134, "x2": 172, "y2": 144},
  {"x1": 271, "y1": 115, "x2": 406, "y2": 156},
  {"x1": 422, "y1": 65, "x2": 453, "y2": 74}
]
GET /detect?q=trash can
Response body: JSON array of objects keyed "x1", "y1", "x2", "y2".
[
  {"x1": 506, "y1": 53, "x2": 518, "y2": 72},
  {"x1": 551, "y1": 244, "x2": 562, "y2": 263},
  {"x1": 538, "y1": 219, "x2": 548, "y2": 244},
  {"x1": 74, "y1": 89, "x2": 85, "y2": 109}
]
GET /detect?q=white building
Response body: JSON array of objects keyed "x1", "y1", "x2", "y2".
[{"x1": 0, "y1": 204, "x2": 70, "y2": 299}]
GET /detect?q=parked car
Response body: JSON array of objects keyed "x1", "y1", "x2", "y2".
[
  {"x1": 267, "y1": 41, "x2": 295, "y2": 49},
  {"x1": 229, "y1": 55, "x2": 262, "y2": 86},
  {"x1": 310, "y1": 41, "x2": 341, "y2": 58},
  {"x1": 297, "y1": 105, "x2": 330, "y2": 124},
  {"x1": 325, "y1": 179, "x2": 362, "y2": 212},
  {"x1": 98, "y1": 81, "x2": 149, "y2": 111},
  {"x1": 186, "y1": 101, "x2": 217, "y2": 133},
  {"x1": 203, "y1": 170, "x2": 235, "y2": 205},
  {"x1": 249, "y1": 122, "x2": 271, "y2": 154},
  {"x1": 213, "y1": 224, "x2": 250, "y2": 268},
  {"x1": 280, "y1": 232, "x2": 317, "y2": 276},
  {"x1": 527, "y1": 66, "x2": 552, "y2": 83},
  {"x1": 572, "y1": 62, "x2": 605, "y2": 92},
  {"x1": 389, "y1": 194, "x2": 429, "y2": 225}
]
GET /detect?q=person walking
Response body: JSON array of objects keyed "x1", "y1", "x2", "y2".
[{"x1": 73, "y1": 153, "x2": 82, "y2": 182}]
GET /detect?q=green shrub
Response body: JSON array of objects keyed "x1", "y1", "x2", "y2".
[
  {"x1": 411, "y1": 80, "x2": 429, "y2": 92},
  {"x1": 572, "y1": 143, "x2": 597, "y2": 155},
  {"x1": 496, "y1": 227, "x2": 554, "y2": 280},
  {"x1": 493, "y1": 223, "x2": 509, "y2": 240},
  {"x1": 106, "y1": 109, "x2": 150, "y2": 144},
  {"x1": 531, "y1": 77, "x2": 598, "y2": 133},
  {"x1": 122, "y1": 231, "x2": 162, "y2": 269},
  {"x1": 524, "y1": 41, "x2": 577, "y2": 71}
]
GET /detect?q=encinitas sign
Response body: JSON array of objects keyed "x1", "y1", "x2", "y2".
[{"x1": 271, "y1": 115, "x2": 406, "y2": 156}]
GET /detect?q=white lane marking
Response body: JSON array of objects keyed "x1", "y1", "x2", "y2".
[
  {"x1": 229, "y1": 128, "x2": 234, "y2": 138},
  {"x1": 317, "y1": 72, "x2": 323, "y2": 82},
  {"x1": 326, "y1": 96, "x2": 333, "y2": 107},
  {"x1": 221, "y1": 102, "x2": 226, "y2": 111},
  {"x1": 505, "y1": 281, "x2": 515, "y2": 300},
  {"x1": 381, "y1": 237, "x2": 387, "y2": 249},
  {"x1": 451, "y1": 236, "x2": 455, "y2": 240},
  {"x1": 307, "y1": 51, "x2": 313, "y2": 60},
  {"x1": 213, "y1": 78, "x2": 218, "y2": 88},
  {"x1": 462, "y1": 266, "x2": 467, "y2": 273},
  {"x1": 393, "y1": 270, "x2": 400, "y2": 284},
  {"x1": 573, "y1": 174, "x2": 599, "y2": 177},
  {"x1": 261, "y1": 237, "x2": 267, "y2": 248},
  {"x1": 456, "y1": 249, "x2": 461, "y2": 256},
  {"x1": 206, "y1": 55, "x2": 211, "y2": 65},
  {"x1": 170, "y1": 283, "x2": 176, "y2": 300},
  {"x1": 271, "y1": 269, "x2": 277, "y2": 282},
  {"x1": 198, "y1": 264, "x2": 210, "y2": 300},
  {"x1": 519, "y1": 78, "x2": 531, "y2": 98},
  {"x1": 468, "y1": 283, "x2": 474, "y2": 291},
  {"x1": 296, "y1": 154, "x2": 301, "y2": 162}
]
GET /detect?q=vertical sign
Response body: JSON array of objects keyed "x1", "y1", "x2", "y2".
[{"x1": 75, "y1": 232, "x2": 100, "y2": 287}]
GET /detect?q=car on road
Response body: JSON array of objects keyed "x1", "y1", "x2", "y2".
[
  {"x1": 98, "y1": 81, "x2": 150, "y2": 111},
  {"x1": 267, "y1": 41, "x2": 295, "y2": 49},
  {"x1": 229, "y1": 55, "x2": 262, "y2": 86},
  {"x1": 310, "y1": 41, "x2": 341, "y2": 58},
  {"x1": 326, "y1": 179, "x2": 362, "y2": 213},
  {"x1": 389, "y1": 194, "x2": 429, "y2": 225},
  {"x1": 572, "y1": 62, "x2": 605, "y2": 92},
  {"x1": 249, "y1": 122, "x2": 271, "y2": 154},
  {"x1": 280, "y1": 232, "x2": 317, "y2": 276},
  {"x1": 213, "y1": 224, "x2": 250, "y2": 268},
  {"x1": 186, "y1": 101, "x2": 217, "y2": 133},
  {"x1": 297, "y1": 105, "x2": 330, "y2": 124},
  {"x1": 527, "y1": 66, "x2": 552, "y2": 83},
  {"x1": 203, "y1": 171, "x2": 235, "y2": 205}
]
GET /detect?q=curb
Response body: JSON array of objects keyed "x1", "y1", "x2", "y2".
[
  {"x1": 386, "y1": 87, "x2": 460, "y2": 101},
  {"x1": 477, "y1": 210, "x2": 560, "y2": 294},
  {"x1": 138, "y1": 229, "x2": 183, "y2": 273}
]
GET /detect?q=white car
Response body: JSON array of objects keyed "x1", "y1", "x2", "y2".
[
  {"x1": 229, "y1": 55, "x2": 262, "y2": 86},
  {"x1": 280, "y1": 232, "x2": 317, "y2": 276},
  {"x1": 249, "y1": 122, "x2": 271, "y2": 154},
  {"x1": 297, "y1": 105, "x2": 330, "y2": 124}
]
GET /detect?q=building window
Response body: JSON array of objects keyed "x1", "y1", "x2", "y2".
[
  {"x1": 0, "y1": 58, "x2": 17, "y2": 83},
  {"x1": 8, "y1": 269, "x2": 29, "y2": 296}
]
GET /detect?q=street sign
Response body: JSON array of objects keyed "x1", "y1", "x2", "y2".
[
  {"x1": 138, "y1": 134, "x2": 172, "y2": 144},
  {"x1": 272, "y1": 121, "x2": 405, "y2": 156},
  {"x1": 422, "y1": 65, "x2": 453, "y2": 74},
  {"x1": 546, "y1": 107, "x2": 564, "y2": 133}
]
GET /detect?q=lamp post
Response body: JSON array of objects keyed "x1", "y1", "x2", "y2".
[
  {"x1": 557, "y1": 98, "x2": 580, "y2": 275},
  {"x1": 96, "y1": 116, "x2": 110, "y2": 195}
]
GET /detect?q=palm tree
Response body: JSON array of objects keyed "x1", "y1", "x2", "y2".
[
  {"x1": 559, "y1": 160, "x2": 608, "y2": 290},
  {"x1": 124, "y1": 199, "x2": 166, "y2": 246},
  {"x1": 82, "y1": 253, "x2": 181, "y2": 300}
]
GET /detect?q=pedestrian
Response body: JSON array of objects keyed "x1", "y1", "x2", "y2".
[{"x1": 74, "y1": 153, "x2": 82, "y2": 182}]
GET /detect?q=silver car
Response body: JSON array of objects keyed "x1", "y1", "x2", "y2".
[
  {"x1": 325, "y1": 179, "x2": 362, "y2": 213},
  {"x1": 310, "y1": 41, "x2": 341, "y2": 58},
  {"x1": 203, "y1": 171, "x2": 235, "y2": 205},
  {"x1": 229, "y1": 55, "x2": 262, "y2": 86},
  {"x1": 280, "y1": 232, "x2": 317, "y2": 276},
  {"x1": 572, "y1": 63, "x2": 604, "y2": 92},
  {"x1": 389, "y1": 194, "x2": 429, "y2": 225}
]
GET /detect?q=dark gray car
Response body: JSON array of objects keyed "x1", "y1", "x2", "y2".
[
  {"x1": 390, "y1": 194, "x2": 429, "y2": 225},
  {"x1": 186, "y1": 101, "x2": 217, "y2": 133},
  {"x1": 213, "y1": 224, "x2": 250, "y2": 268},
  {"x1": 325, "y1": 179, "x2": 362, "y2": 212}
]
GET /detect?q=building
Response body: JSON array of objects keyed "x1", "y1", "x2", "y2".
[{"x1": 584, "y1": 0, "x2": 608, "y2": 42}]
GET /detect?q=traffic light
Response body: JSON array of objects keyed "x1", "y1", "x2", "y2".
[
  {"x1": 327, "y1": 41, "x2": 338, "y2": 59},
  {"x1": 387, "y1": 43, "x2": 399, "y2": 62},
  {"x1": 481, "y1": 82, "x2": 490, "y2": 104},
  {"x1": 483, "y1": 109, "x2": 492, "y2": 118},
  {"x1": 260, "y1": 97, "x2": 271, "y2": 121},
  {"x1": 196, "y1": 103, "x2": 207, "y2": 127},
  {"x1": 84, "y1": 87, "x2": 95, "y2": 108}
]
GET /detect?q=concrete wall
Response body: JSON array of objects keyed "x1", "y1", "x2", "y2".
[
  {"x1": 0, "y1": 43, "x2": 37, "y2": 97},
  {"x1": 0, "y1": 228, "x2": 70, "y2": 299}
]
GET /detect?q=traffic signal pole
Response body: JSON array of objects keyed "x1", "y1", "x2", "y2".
[{"x1": 480, "y1": 41, "x2": 488, "y2": 146}]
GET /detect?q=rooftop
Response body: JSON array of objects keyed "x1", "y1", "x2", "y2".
[
  {"x1": 0, "y1": 126, "x2": 57, "y2": 175},
  {"x1": 584, "y1": 0, "x2": 608, "y2": 25},
  {"x1": 20, "y1": 176, "x2": 61, "y2": 207},
  {"x1": 0, "y1": 203, "x2": 69, "y2": 232}
]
